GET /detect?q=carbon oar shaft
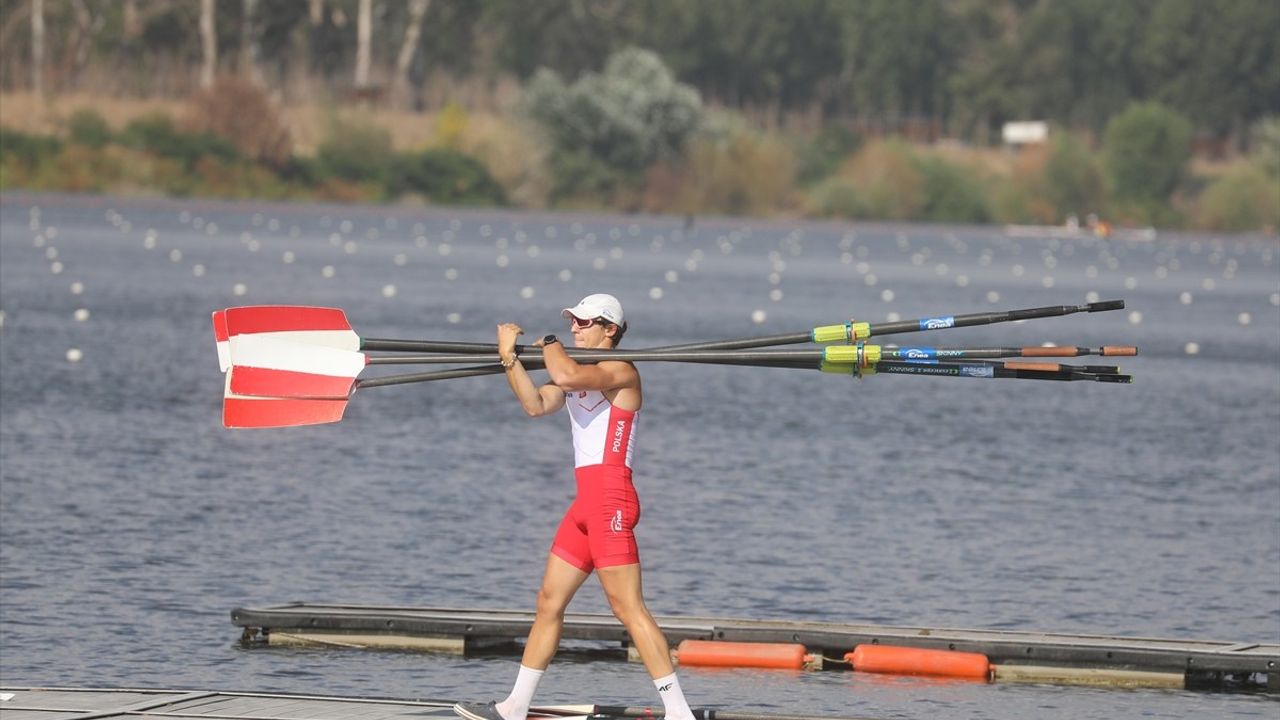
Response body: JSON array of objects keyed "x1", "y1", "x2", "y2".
[
  {"x1": 363, "y1": 346, "x2": 1136, "y2": 366},
  {"x1": 645, "y1": 300, "x2": 1126, "y2": 352}
]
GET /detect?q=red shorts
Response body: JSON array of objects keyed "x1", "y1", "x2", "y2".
[{"x1": 550, "y1": 464, "x2": 641, "y2": 573}]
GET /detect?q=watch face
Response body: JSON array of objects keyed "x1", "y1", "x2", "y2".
[{"x1": 543, "y1": 334, "x2": 558, "y2": 344}]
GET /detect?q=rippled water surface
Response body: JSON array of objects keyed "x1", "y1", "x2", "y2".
[{"x1": 2, "y1": 193, "x2": 1278, "y2": 719}]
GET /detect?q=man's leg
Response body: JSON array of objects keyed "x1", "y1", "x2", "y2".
[{"x1": 597, "y1": 563, "x2": 695, "y2": 720}]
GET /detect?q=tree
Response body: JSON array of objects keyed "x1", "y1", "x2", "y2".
[
  {"x1": 522, "y1": 47, "x2": 703, "y2": 199},
  {"x1": 1102, "y1": 102, "x2": 1192, "y2": 207},
  {"x1": 199, "y1": 0, "x2": 216, "y2": 88}
]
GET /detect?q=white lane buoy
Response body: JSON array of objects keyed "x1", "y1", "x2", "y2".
[
  {"x1": 886, "y1": 311, "x2": 901, "y2": 322},
  {"x1": 520, "y1": 286, "x2": 535, "y2": 300},
  {"x1": 1179, "y1": 292, "x2": 1193, "y2": 305},
  {"x1": 282, "y1": 251, "x2": 296, "y2": 264},
  {"x1": 751, "y1": 309, "x2": 767, "y2": 324},
  {"x1": 864, "y1": 273, "x2": 878, "y2": 287},
  {"x1": 438, "y1": 243, "x2": 453, "y2": 255},
  {"x1": 1270, "y1": 292, "x2": 1280, "y2": 306},
  {"x1": 1128, "y1": 311, "x2": 1143, "y2": 325},
  {"x1": 1238, "y1": 312, "x2": 1252, "y2": 326},
  {"x1": 0, "y1": 310, "x2": 6, "y2": 328},
  {"x1": 1202, "y1": 278, "x2": 1216, "y2": 291},
  {"x1": 987, "y1": 291, "x2": 1001, "y2": 303},
  {"x1": 73, "y1": 308, "x2": 89, "y2": 322},
  {"x1": 343, "y1": 241, "x2": 358, "y2": 255},
  {"x1": 1085, "y1": 291, "x2": 1100, "y2": 303},
  {"x1": 445, "y1": 268, "x2": 458, "y2": 281},
  {"x1": 66, "y1": 348, "x2": 83, "y2": 362},
  {"x1": 665, "y1": 270, "x2": 679, "y2": 283},
  {"x1": 322, "y1": 265, "x2": 336, "y2": 278},
  {"x1": 769, "y1": 289, "x2": 783, "y2": 302},
  {"x1": 169, "y1": 249, "x2": 182, "y2": 262},
  {"x1": 648, "y1": 287, "x2": 663, "y2": 300},
  {"x1": 496, "y1": 255, "x2": 510, "y2": 268},
  {"x1": 558, "y1": 269, "x2": 572, "y2": 282},
  {"x1": 193, "y1": 264, "x2": 206, "y2": 277},
  {"x1": 70, "y1": 281, "x2": 84, "y2": 295},
  {"x1": 45, "y1": 247, "x2": 58, "y2": 260},
  {"x1": 381, "y1": 284, "x2": 397, "y2": 298},
  {"x1": 393, "y1": 253, "x2": 407, "y2": 266},
  {"x1": 447, "y1": 312, "x2": 461, "y2": 324},
  {"x1": 233, "y1": 283, "x2": 248, "y2": 296},
  {"x1": 955, "y1": 275, "x2": 969, "y2": 288},
  {"x1": 1041, "y1": 275, "x2": 1055, "y2": 288},
  {"x1": 1184, "y1": 342, "x2": 1200, "y2": 355},
  {"x1": 880, "y1": 289, "x2": 895, "y2": 303},
  {"x1": 50, "y1": 261, "x2": 63, "y2": 275}
]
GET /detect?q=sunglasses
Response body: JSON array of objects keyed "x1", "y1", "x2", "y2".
[{"x1": 570, "y1": 316, "x2": 606, "y2": 329}]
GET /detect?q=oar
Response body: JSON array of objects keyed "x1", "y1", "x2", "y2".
[
  {"x1": 359, "y1": 345, "x2": 1137, "y2": 366},
  {"x1": 224, "y1": 358, "x2": 1128, "y2": 428},
  {"x1": 214, "y1": 300, "x2": 1128, "y2": 363},
  {"x1": 224, "y1": 335, "x2": 1132, "y2": 399}
]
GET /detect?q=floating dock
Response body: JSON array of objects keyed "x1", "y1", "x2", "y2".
[
  {"x1": 0, "y1": 687, "x2": 873, "y2": 720},
  {"x1": 231, "y1": 603, "x2": 1277, "y2": 693}
]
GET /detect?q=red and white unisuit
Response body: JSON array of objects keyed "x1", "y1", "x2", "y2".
[{"x1": 550, "y1": 389, "x2": 641, "y2": 572}]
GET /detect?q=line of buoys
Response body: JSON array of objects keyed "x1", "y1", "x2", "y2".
[
  {"x1": 675, "y1": 640, "x2": 813, "y2": 670},
  {"x1": 845, "y1": 644, "x2": 991, "y2": 680}
]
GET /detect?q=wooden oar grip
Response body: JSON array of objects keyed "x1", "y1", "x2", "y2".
[
  {"x1": 1101, "y1": 346, "x2": 1137, "y2": 356},
  {"x1": 1022, "y1": 346, "x2": 1078, "y2": 357},
  {"x1": 1004, "y1": 361, "x2": 1061, "y2": 372}
]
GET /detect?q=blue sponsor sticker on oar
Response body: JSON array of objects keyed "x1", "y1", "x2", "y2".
[
  {"x1": 901, "y1": 347, "x2": 937, "y2": 362},
  {"x1": 919, "y1": 316, "x2": 956, "y2": 330}
]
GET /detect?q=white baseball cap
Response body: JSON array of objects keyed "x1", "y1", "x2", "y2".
[{"x1": 562, "y1": 293, "x2": 625, "y2": 325}]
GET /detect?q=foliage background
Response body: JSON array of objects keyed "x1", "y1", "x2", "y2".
[{"x1": 1, "y1": 0, "x2": 1277, "y2": 231}]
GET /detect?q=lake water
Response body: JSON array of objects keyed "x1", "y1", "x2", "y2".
[{"x1": 1, "y1": 192, "x2": 1277, "y2": 719}]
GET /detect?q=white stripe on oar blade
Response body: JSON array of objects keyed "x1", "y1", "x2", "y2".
[
  {"x1": 222, "y1": 374, "x2": 348, "y2": 428},
  {"x1": 228, "y1": 335, "x2": 365, "y2": 398},
  {"x1": 213, "y1": 310, "x2": 231, "y2": 373},
  {"x1": 223, "y1": 305, "x2": 360, "y2": 350}
]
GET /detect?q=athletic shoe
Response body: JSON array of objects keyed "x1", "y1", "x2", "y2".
[{"x1": 452, "y1": 701, "x2": 507, "y2": 720}]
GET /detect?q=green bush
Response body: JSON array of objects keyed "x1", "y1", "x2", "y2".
[
  {"x1": 1196, "y1": 165, "x2": 1280, "y2": 232},
  {"x1": 315, "y1": 119, "x2": 394, "y2": 186},
  {"x1": 68, "y1": 109, "x2": 112, "y2": 148},
  {"x1": 1044, "y1": 133, "x2": 1105, "y2": 220},
  {"x1": 1251, "y1": 116, "x2": 1280, "y2": 181},
  {"x1": 1103, "y1": 102, "x2": 1192, "y2": 206},
  {"x1": 915, "y1": 155, "x2": 990, "y2": 223},
  {"x1": 797, "y1": 125, "x2": 861, "y2": 185},
  {"x1": 523, "y1": 47, "x2": 703, "y2": 199},
  {"x1": 119, "y1": 114, "x2": 237, "y2": 169},
  {"x1": 0, "y1": 127, "x2": 63, "y2": 167},
  {"x1": 390, "y1": 148, "x2": 506, "y2": 205}
]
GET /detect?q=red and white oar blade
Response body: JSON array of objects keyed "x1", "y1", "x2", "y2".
[
  {"x1": 228, "y1": 335, "x2": 365, "y2": 398},
  {"x1": 222, "y1": 305, "x2": 361, "y2": 351},
  {"x1": 213, "y1": 309, "x2": 231, "y2": 372},
  {"x1": 222, "y1": 374, "x2": 348, "y2": 428}
]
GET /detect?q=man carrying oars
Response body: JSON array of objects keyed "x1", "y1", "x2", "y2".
[{"x1": 454, "y1": 294, "x2": 697, "y2": 720}]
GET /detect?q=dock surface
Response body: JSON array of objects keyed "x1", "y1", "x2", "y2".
[
  {"x1": 0, "y1": 688, "x2": 875, "y2": 720},
  {"x1": 231, "y1": 603, "x2": 1278, "y2": 692}
]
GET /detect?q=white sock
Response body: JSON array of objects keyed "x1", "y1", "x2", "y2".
[
  {"x1": 653, "y1": 672, "x2": 696, "y2": 720},
  {"x1": 495, "y1": 664, "x2": 543, "y2": 720}
]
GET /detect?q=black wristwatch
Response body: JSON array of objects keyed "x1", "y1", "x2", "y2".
[{"x1": 542, "y1": 334, "x2": 560, "y2": 347}]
